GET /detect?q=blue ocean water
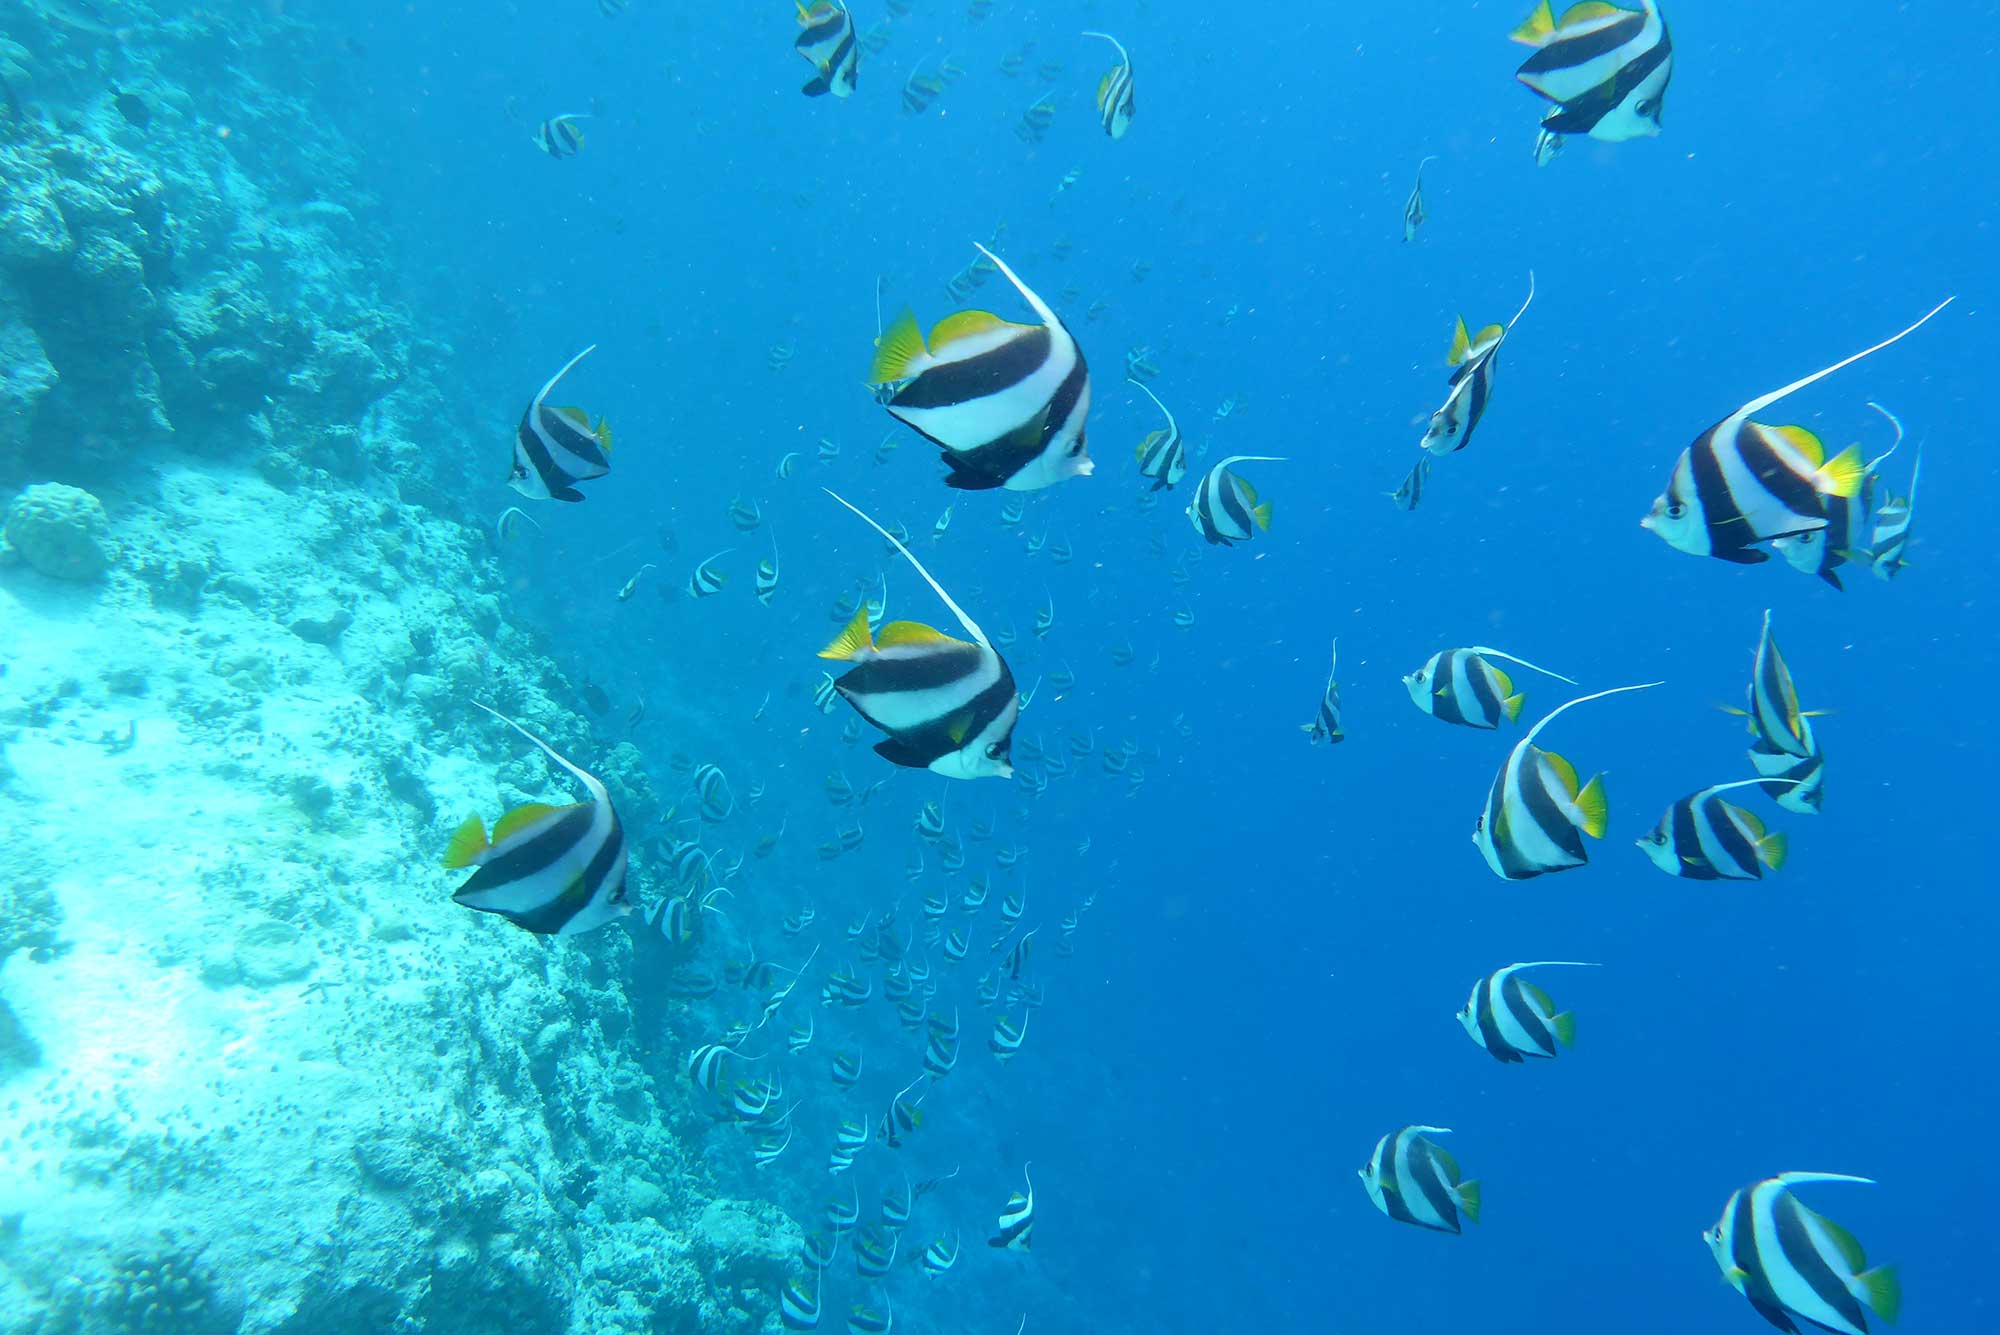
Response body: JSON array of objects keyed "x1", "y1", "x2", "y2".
[{"x1": 2, "y1": 0, "x2": 1994, "y2": 1332}]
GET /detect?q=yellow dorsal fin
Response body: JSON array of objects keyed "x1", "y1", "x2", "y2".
[
  {"x1": 1097, "y1": 71, "x2": 1113, "y2": 108},
  {"x1": 1135, "y1": 429, "x2": 1163, "y2": 462},
  {"x1": 1573, "y1": 773, "x2": 1609, "y2": 838},
  {"x1": 1541, "y1": 748, "x2": 1581, "y2": 798},
  {"x1": 870, "y1": 308, "x2": 927, "y2": 385},
  {"x1": 1557, "y1": 0, "x2": 1625, "y2": 27},
  {"x1": 554, "y1": 406, "x2": 591, "y2": 429},
  {"x1": 1473, "y1": 323, "x2": 1506, "y2": 351},
  {"x1": 929, "y1": 310, "x2": 1018, "y2": 350},
  {"x1": 1447, "y1": 316, "x2": 1472, "y2": 366},
  {"x1": 1237, "y1": 477, "x2": 1260, "y2": 507},
  {"x1": 1523, "y1": 981, "x2": 1556, "y2": 1016},
  {"x1": 1508, "y1": 0, "x2": 1555, "y2": 43},
  {"x1": 819, "y1": 609, "x2": 875, "y2": 661},
  {"x1": 1774, "y1": 423, "x2": 1825, "y2": 465},
  {"x1": 1490, "y1": 666, "x2": 1517, "y2": 701},
  {"x1": 492, "y1": 802, "x2": 562, "y2": 845},
  {"x1": 1735, "y1": 805, "x2": 1767, "y2": 841},
  {"x1": 876, "y1": 620, "x2": 963, "y2": 649},
  {"x1": 1815, "y1": 443, "x2": 1866, "y2": 499},
  {"x1": 442, "y1": 814, "x2": 488, "y2": 869}
]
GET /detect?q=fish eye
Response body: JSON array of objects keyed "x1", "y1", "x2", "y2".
[
  {"x1": 1067, "y1": 442, "x2": 1083, "y2": 457},
  {"x1": 1415, "y1": 670, "x2": 1428, "y2": 683},
  {"x1": 1666, "y1": 502, "x2": 1686, "y2": 520},
  {"x1": 1638, "y1": 98, "x2": 1659, "y2": 118},
  {"x1": 985, "y1": 743, "x2": 1004, "y2": 759}
]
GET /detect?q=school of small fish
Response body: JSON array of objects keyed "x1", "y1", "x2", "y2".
[{"x1": 469, "y1": 6, "x2": 1949, "y2": 1332}]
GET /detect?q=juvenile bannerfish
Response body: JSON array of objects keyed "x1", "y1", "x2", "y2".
[
  {"x1": 795, "y1": 1, "x2": 859, "y2": 98},
  {"x1": 1302, "y1": 640, "x2": 1343, "y2": 743},
  {"x1": 1034, "y1": 593, "x2": 1055, "y2": 638},
  {"x1": 532, "y1": 112, "x2": 587, "y2": 158},
  {"x1": 1534, "y1": 125, "x2": 1564, "y2": 165},
  {"x1": 1404, "y1": 646, "x2": 1578, "y2": 729},
  {"x1": 1473, "y1": 683, "x2": 1660, "y2": 880},
  {"x1": 1511, "y1": 0, "x2": 1672, "y2": 143},
  {"x1": 1402, "y1": 155, "x2": 1437, "y2": 242},
  {"x1": 1387, "y1": 454, "x2": 1431, "y2": 510},
  {"x1": 902, "y1": 55, "x2": 945, "y2": 115},
  {"x1": 1771, "y1": 402, "x2": 1904, "y2": 590},
  {"x1": 988, "y1": 1164, "x2": 1035, "y2": 1250},
  {"x1": 817, "y1": 491, "x2": 1019, "y2": 780},
  {"x1": 1130, "y1": 378, "x2": 1187, "y2": 490},
  {"x1": 757, "y1": 534, "x2": 781, "y2": 606},
  {"x1": 1359, "y1": 1126, "x2": 1480, "y2": 1234},
  {"x1": 1456, "y1": 961, "x2": 1599, "y2": 1063},
  {"x1": 1706, "y1": 1173, "x2": 1900, "y2": 1335},
  {"x1": 1641, "y1": 299, "x2": 1953, "y2": 563},
  {"x1": 444, "y1": 703, "x2": 632, "y2": 935},
  {"x1": 1081, "y1": 31, "x2": 1134, "y2": 139},
  {"x1": 510, "y1": 345, "x2": 612, "y2": 502},
  {"x1": 688, "y1": 549, "x2": 732, "y2": 598},
  {"x1": 1421, "y1": 273, "x2": 1535, "y2": 455},
  {"x1": 1724, "y1": 610, "x2": 1827, "y2": 814},
  {"x1": 933, "y1": 505, "x2": 953, "y2": 541},
  {"x1": 617, "y1": 564, "x2": 655, "y2": 601},
  {"x1": 1187, "y1": 455, "x2": 1285, "y2": 546},
  {"x1": 777, "y1": 451, "x2": 801, "y2": 479},
  {"x1": 729, "y1": 495, "x2": 764, "y2": 532},
  {"x1": 1638, "y1": 779, "x2": 1794, "y2": 880},
  {"x1": 870, "y1": 246, "x2": 1094, "y2": 492}
]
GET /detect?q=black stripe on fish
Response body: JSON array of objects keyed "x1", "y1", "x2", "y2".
[{"x1": 1772, "y1": 1191, "x2": 1871, "y2": 1334}]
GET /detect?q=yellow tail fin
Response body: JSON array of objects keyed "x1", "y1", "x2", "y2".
[
  {"x1": 1252, "y1": 502, "x2": 1272, "y2": 532},
  {"x1": 1573, "y1": 774, "x2": 1609, "y2": 839},
  {"x1": 819, "y1": 608, "x2": 875, "y2": 661},
  {"x1": 442, "y1": 814, "x2": 488, "y2": 869}
]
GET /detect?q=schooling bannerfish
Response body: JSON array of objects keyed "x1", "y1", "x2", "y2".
[
  {"x1": 1473, "y1": 683, "x2": 1659, "y2": 880},
  {"x1": 1641, "y1": 299, "x2": 1952, "y2": 564},
  {"x1": 1421, "y1": 273, "x2": 1534, "y2": 456},
  {"x1": 1403, "y1": 646, "x2": 1577, "y2": 730},
  {"x1": 533, "y1": 113, "x2": 588, "y2": 157},
  {"x1": 1402, "y1": 155, "x2": 1437, "y2": 241},
  {"x1": 1359, "y1": 1126, "x2": 1480, "y2": 1234},
  {"x1": 1187, "y1": 455, "x2": 1283, "y2": 546},
  {"x1": 817, "y1": 491, "x2": 1019, "y2": 780},
  {"x1": 510, "y1": 346, "x2": 612, "y2": 502},
  {"x1": 443, "y1": 704, "x2": 631, "y2": 935},
  {"x1": 1129, "y1": 378, "x2": 1187, "y2": 490},
  {"x1": 870, "y1": 246, "x2": 1094, "y2": 492},
  {"x1": 1457, "y1": 961, "x2": 1598, "y2": 1063},
  {"x1": 1302, "y1": 640, "x2": 1343, "y2": 743},
  {"x1": 1511, "y1": 0, "x2": 1673, "y2": 142},
  {"x1": 795, "y1": 1, "x2": 860, "y2": 99},
  {"x1": 1637, "y1": 779, "x2": 1792, "y2": 880},
  {"x1": 1706, "y1": 1173, "x2": 1900, "y2": 1335},
  {"x1": 1082, "y1": 31, "x2": 1135, "y2": 139}
]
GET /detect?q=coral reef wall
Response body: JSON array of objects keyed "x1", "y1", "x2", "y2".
[{"x1": 0, "y1": 6, "x2": 778, "y2": 1333}]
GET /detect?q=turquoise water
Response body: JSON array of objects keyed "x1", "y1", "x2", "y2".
[{"x1": 0, "y1": 1, "x2": 1992, "y2": 1333}]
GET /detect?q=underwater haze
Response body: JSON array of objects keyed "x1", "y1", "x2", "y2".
[{"x1": 0, "y1": 1, "x2": 1992, "y2": 1333}]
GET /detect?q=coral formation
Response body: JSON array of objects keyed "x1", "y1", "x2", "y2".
[{"x1": 1, "y1": 484, "x2": 116, "y2": 581}]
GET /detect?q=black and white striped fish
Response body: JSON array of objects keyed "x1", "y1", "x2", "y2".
[
  {"x1": 1868, "y1": 443, "x2": 1920, "y2": 580},
  {"x1": 870, "y1": 246, "x2": 1094, "y2": 492},
  {"x1": 1510, "y1": 0, "x2": 1672, "y2": 143},
  {"x1": 532, "y1": 112, "x2": 587, "y2": 158},
  {"x1": 795, "y1": 1, "x2": 859, "y2": 99},
  {"x1": 1457, "y1": 961, "x2": 1597, "y2": 1063},
  {"x1": 1421, "y1": 274, "x2": 1534, "y2": 455},
  {"x1": 1082, "y1": 31, "x2": 1134, "y2": 139},
  {"x1": 1358, "y1": 1126, "x2": 1480, "y2": 1234},
  {"x1": 1638, "y1": 779, "x2": 1791, "y2": 880},
  {"x1": 1473, "y1": 683, "x2": 1658, "y2": 880},
  {"x1": 444, "y1": 704, "x2": 632, "y2": 934},
  {"x1": 1402, "y1": 155, "x2": 1436, "y2": 242},
  {"x1": 1642, "y1": 300, "x2": 1952, "y2": 563},
  {"x1": 756, "y1": 536, "x2": 781, "y2": 606},
  {"x1": 920, "y1": 1232, "x2": 960, "y2": 1276},
  {"x1": 1727, "y1": 610, "x2": 1827, "y2": 815},
  {"x1": 510, "y1": 346, "x2": 611, "y2": 502},
  {"x1": 845, "y1": 1296, "x2": 892, "y2": 1335},
  {"x1": 781, "y1": 1272, "x2": 822, "y2": 1330},
  {"x1": 688, "y1": 549, "x2": 731, "y2": 598},
  {"x1": 1387, "y1": 453, "x2": 1431, "y2": 510},
  {"x1": 1186, "y1": 454, "x2": 1284, "y2": 546},
  {"x1": 987, "y1": 1165, "x2": 1034, "y2": 1251},
  {"x1": 1772, "y1": 404, "x2": 1903, "y2": 590},
  {"x1": 1403, "y1": 646, "x2": 1576, "y2": 730},
  {"x1": 1128, "y1": 378, "x2": 1186, "y2": 490},
  {"x1": 1706, "y1": 1173, "x2": 1900, "y2": 1335},
  {"x1": 817, "y1": 491, "x2": 1018, "y2": 781},
  {"x1": 1302, "y1": 640, "x2": 1343, "y2": 744}
]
